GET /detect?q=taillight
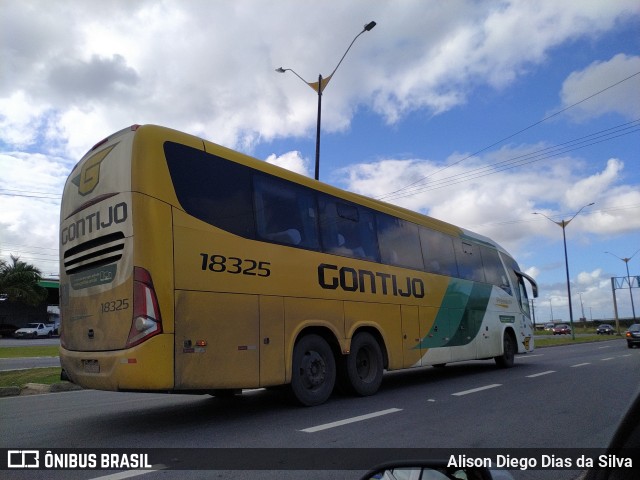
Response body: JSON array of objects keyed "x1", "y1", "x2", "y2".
[{"x1": 126, "y1": 267, "x2": 162, "y2": 348}]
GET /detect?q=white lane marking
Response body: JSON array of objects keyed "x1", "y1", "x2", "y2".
[
  {"x1": 300, "y1": 408, "x2": 402, "y2": 433},
  {"x1": 517, "y1": 354, "x2": 544, "y2": 358},
  {"x1": 601, "y1": 357, "x2": 615, "y2": 361},
  {"x1": 452, "y1": 384, "x2": 501, "y2": 396},
  {"x1": 598, "y1": 345, "x2": 613, "y2": 349},
  {"x1": 90, "y1": 465, "x2": 167, "y2": 480},
  {"x1": 526, "y1": 370, "x2": 556, "y2": 378},
  {"x1": 571, "y1": 363, "x2": 591, "y2": 368}
]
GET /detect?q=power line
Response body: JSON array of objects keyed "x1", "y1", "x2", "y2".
[
  {"x1": 377, "y1": 70, "x2": 640, "y2": 201},
  {"x1": 378, "y1": 119, "x2": 640, "y2": 202}
]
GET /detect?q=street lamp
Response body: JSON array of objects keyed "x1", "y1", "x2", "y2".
[
  {"x1": 533, "y1": 202, "x2": 594, "y2": 339},
  {"x1": 276, "y1": 21, "x2": 377, "y2": 181},
  {"x1": 606, "y1": 248, "x2": 639, "y2": 321}
]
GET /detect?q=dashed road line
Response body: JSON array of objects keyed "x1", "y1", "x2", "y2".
[
  {"x1": 451, "y1": 384, "x2": 501, "y2": 396},
  {"x1": 526, "y1": 370, "x2": 556, "y2": 378},
  {"x1": 300, "y1": 408, "x2": 402, "y2": 433},
  {"x1": 570, "y1": 363, "x2": 591, "y2": 368}
]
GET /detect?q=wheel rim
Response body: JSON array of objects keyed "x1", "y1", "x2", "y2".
[{"x1": 299, "y1": 350, "x2": 326, "y2": 389}]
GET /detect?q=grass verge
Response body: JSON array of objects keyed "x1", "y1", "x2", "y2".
[
  {"x1": 0, "y1": 367, "x2": 62, "y2": 388},
  {"x1": 0, "y1": 345, "x2": 60, "y2": 358}
]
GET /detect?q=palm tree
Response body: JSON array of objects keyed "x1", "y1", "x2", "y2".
[{"x1": 0, "y1": 255, "x2": 47, "y2": 306}]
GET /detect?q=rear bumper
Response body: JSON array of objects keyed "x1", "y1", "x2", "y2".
[{"x1": 60, "y1": 334, "x2": 174, "y2": 391}]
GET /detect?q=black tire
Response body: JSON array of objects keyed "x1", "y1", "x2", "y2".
[
  {"x1": 495, "y1": 331, "x2": 516, "y2": 368},
  {"x1": 290, "y1": 334, "x2": 336, "y2": 406},
  {"x1": 341, "y1": 332, "x2": 384, "y2": 396}
]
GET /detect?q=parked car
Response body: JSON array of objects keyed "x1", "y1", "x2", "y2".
[
  {"x1": 14, "y1": 323, "x2": 54, "y2": 339},
  {"x1": 544, "y1": 323, "x2": 555, "y2": 331},
  {"x1": 626, "y1": 324, "x2": 640, "y2": 348},
  {"x1": 552, "y1": 324, "x2": 571, "y2": 335},
  {"x1": 596, "y1": 324, "x2": 615, "y2": 335}
]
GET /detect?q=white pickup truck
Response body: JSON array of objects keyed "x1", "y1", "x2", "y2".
[{"x1": 14, "y1": 323, "x2": 54, "y2": 339}]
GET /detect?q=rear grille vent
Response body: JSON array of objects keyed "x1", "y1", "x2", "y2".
[{"x1": 64, "y1": 232, "x2": 125, "y2": 275}]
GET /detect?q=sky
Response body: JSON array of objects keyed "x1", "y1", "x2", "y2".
[{"x1": 1, "y1": 0, "x2": 639, "y2": 324}]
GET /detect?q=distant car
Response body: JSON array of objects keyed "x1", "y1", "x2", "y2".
[
  {"x1": 626, "y1": 324, "x2": 640, "y2": 348},
  {"x1": 596, "y1": 324, "x2": 615, "y2": 335},
  {"x1": 14, "y1": 323, "x2": 53, "y2": 339},
  {"x1": 544, "y1": 323, "x2": 555, "y2": 331},
  {"x1": 552, "y1": 324, "x2": 571, "y2": 335}
]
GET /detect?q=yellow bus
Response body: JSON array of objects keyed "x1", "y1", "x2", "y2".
[{"x1": 59, "y1": 124, "x2": 538, "y2": 406}]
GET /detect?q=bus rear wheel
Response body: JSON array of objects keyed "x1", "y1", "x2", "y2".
[
  {"x1": 342, "y1": 332, "x2": 383, "y2": 396},
  {"x1": 291, "y1": 334, "x2": 336, "y2": 406},
  {"x1": 495, "y1": 331, "x2": 516, "y2": 368}
]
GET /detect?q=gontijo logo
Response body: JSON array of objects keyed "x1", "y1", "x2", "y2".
[{"x1": 71, "y1": 144, "x2": 116, "y2": 196}]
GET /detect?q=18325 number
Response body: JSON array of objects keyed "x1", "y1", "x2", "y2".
[{"x1": 199, "y1": 254, "x2": 271, "y2": 277}]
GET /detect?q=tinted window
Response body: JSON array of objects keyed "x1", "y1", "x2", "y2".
[
  {"x1": 377, "y1": 214, "x2": 424, "y2": 270},
  {"x1": 254, "y1": 176, "x2": 319, "y2": 249},
  {"x1": 480, "y1": 245, "x2": 511, "y2": 293},
  {"x1": 420, "y1": 227, "x2": 459, "y2": 277},
  {"x1": 318, "y1": 195, "x2": 379, "y2": 261},
  {"x1": 455, "y1": 240, "x2": 485, "y2": 282},
  {"x1": 164, "y1": 142, "x2": 256, "y2": 238}
]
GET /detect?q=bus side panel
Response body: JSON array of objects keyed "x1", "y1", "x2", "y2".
[
  {"x1": 419, "y1": 306, "x2": 453, "y2": 366},
  {"x1": 174, "y1": 291, "x2": 260, "y2": 389},
  {"x1": 400, "y1": 305, "x2": 421, "y2": 368},
  {"x1": 259, "y1": 295, "x2": 286, "y2": 387}
]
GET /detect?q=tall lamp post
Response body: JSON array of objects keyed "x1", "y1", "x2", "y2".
[
  {"x1": 276, "y1": 21, "x2": 377, "y2": 181},
  {"x1": 606, "y1": 249, "x2": 639, "y2": 321},
  {"x1": 533, "y1": 202, "x2": 594, "y2": 339}
]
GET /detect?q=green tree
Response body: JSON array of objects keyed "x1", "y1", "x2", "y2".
[{"x1": 0, "y1": 255, "x2": 47, "y2": 306}]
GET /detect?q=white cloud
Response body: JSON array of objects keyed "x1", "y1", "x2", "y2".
[
  {"x1": 560, "y1": 54, "x2": 640, "y2": 121},
  {"x1": 265, "y1": 151, "x2": 311, "y2": 177}
]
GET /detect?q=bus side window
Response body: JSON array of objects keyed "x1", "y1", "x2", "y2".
[
  {"x1": 455, "y1": 240, "x2": 485, "y2": 282},
  {"x1": 253, "y1": 175, "x2": 319, "y2": 249},
  {"x1": 420, "y1": 227, "x2": 459, "y2": 277},
  {"x1": 318, "y1": 195, "x2": 379, "y2": 261},
  {"x1": 164, "y1": 142, "x2": 256, "y2": 239},
  {"x1": 480, "y1": 245, "x2": 511, "y2": 294},
  {"x1": 377, "y1": 214, "x2": 424, "y2": 270}
]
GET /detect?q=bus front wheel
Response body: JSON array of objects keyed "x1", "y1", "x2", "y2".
[
  {"x1": 291, "y1": 334, "x2": 336, "y2": 406},
  {"x1": 495, "y1": 331, "x2": 516, "y2": 368},
  {"x1": 342, "y1": 332, "x2": 383, "y2": 396}
]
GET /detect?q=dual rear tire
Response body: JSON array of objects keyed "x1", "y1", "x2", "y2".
[{"x1": 291, "y1": 332, "x2": 384, "y2": 406}]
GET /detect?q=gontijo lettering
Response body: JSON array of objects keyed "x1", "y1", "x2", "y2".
[
  {"x1": 61, "y1": 202, "x2": 128, "y2": 245},
  {"x1": 318, "y1": 263, "x2": 425, "y2": 298}
]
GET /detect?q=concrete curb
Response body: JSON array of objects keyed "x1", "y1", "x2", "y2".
[{"x1": 0, "y1": 382, "x2": 82, "y2": 397}]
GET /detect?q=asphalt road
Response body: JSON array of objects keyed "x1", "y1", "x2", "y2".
[{"x1": 1, "y1": 339, "x2": 638, "y2": 480}]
